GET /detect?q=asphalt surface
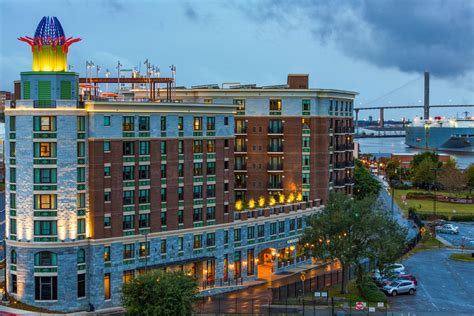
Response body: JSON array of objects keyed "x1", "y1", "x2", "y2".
[
  {"x1": 389, "y1": 248, "x2": 474, "y2": 315},
  {"x1": 436, "y1": 222, "x2": 474, "y2": 247}
]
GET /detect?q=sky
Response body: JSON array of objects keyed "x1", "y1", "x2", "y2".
[{"x1": 0, "y1": 0, "x2": 473, "y2": 120}]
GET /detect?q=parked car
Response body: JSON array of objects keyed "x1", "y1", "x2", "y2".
[
  {"x1": 435, "y1": 224, "x2": 459, "y2": 234},
  {"x1": 383, "y1": 280, "x2": 416, "y2": 296},
  {"x1": 399, "y1": 274, "x2": 418, "y2": 286},
  {"x1": 384, "y1": 263, "x2": 405, "y2": 274}
]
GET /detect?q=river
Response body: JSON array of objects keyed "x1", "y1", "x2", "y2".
[{"x1": 357, "y1": 137, "x2": 473, "y2": 169}]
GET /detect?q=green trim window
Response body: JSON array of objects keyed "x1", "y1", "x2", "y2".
[
  {"x1": 161, "y1": 239, "x2": 167, "y2": 254},
  {"x1": 23, "y1": 81, "x2": 31, "y2": 99},
  {"x1": 10, "y1": 193, "x2": 16, "y2": 209},
  {"x1": 77, "y1": 167, "x2": 86, "y2": 182},
  {"x1": 10, "y1": 219, "x2": 17, "y2": 235},
  {"x1": 123, "y1": 244, "x2": 135, "y2": 259},
  {"x1": 123, "y1": 215, "x2": 134, "y2": 230},
  {"x1": 193, "y1": 140, "x2": 203, "y2": 153},
  {"x1": 193, "y1": 117, "x2": 202, "y2": 131},
  {"x1": 206, "y1": 207, "x2": 215, "y2": 220},
  {"x1": 77, "y1": 142, "x2": 85, "y2": 157},
  {"x1": 34, "y1": 220, "x2": 57, "y2": 236},
  {"x1": 104, "y1": 141, "x2": 111, "y2": 153},
  {"x1": 206, "y1": 184, "x2": 215, "y2": 198},
  {"x1": 160, "y1": 117, "x2": 166, "y2": 131},
  {"x1": 104, "y1": 166, "x2": 111, "y2": 177},
  {"x1": 178, "y1": 237, "x2": 184, "y2": 251},
  {"x1": 103, "y1": 116, "x2": 111, "y2": 127},
  {"x1": 178, "y1": 140, "x2": 184, "y2": 154},
  {"x1": 302, "y1": 137, "x2": 310, "y2": 148},
  {"x1": 302, "y1": 99, "x2": 311, "y2": 112},
  {"x1": 193, "y1": 208, "x2": 202, "y2": 222},
  {"x1": 193, "y1": 235, "x2": 202, "y2": 249},
  {"x1": 34, "y1": 194, "x2": 57, "y2": 210},
  {"x1": 34, "y1": 142, "x2": 57, "y2": 158},
  {"x1": 234, "y1": 228, "x2": 241, "y2": 242},
  {"x1": 9, "y1": 142, "x2": 16, "y2": 158},
  {"x1": 77, "y1": 219, "x2": 86, "y2": 235},
  {"x1": 247, "y1": 226, "x2": 255, "y2": 240},
  {"x1": 139, "y1": 241, "x2": 150, "y2": 257},
  {"x1": 104, "y1": 216, "x2": 111, "y2": 227},
  {"x1": 34, "y1": 168, "x2": 57, "y2": 184},
  {"x1": 207, "y1": 117, "x2": 215, "y2": 131},
  {"x1": 160, "y1": 141, "x2": 166, "y2": 155},
  {"x1": 139, "y1": 116, "x2": 150, "y2": 131},
  {"x1": 302, "y1": 173, "x2": 310, "y2": 184},
  {"x1": 279, "y1": 221, "x2": 285, "y2": 233},
  {"x1": 60, "y1": 80, "x2": 72, "y2": 100},
  {"x1": 139, "y1": 213, "x2": 150, "y2": 228},
  {"x1": 160, "y1": 164, "x2": 167, "y2": 178},
  {"x1": 207, "y1": 140, "x2": 216, "y2": 153},
  {"x1": 178, "y1": 163, "x2": 184, "y2": 177},
  {"x1": 206, "y1": 233, "x2": 216, "y2": 247},
  {"x1": 178, "y1": 116, "x2": 184, "y2": 131},
  {"x1": 9, "y1": 116, "x2": 16, "y2": 132},
  {"x1": 178, "y1": 187, "x2": 184, "y2": 201},
  {"x1": 37, "y1": 80, "x2": 52, "y2": 107},
  {"x1": 138, "y1": 165, "x2": 149, "y2": 179},
  {"x1": 123, "y1": 190, "x2": 134, "y2": 205},
  {"x1": 77, "y1": 116, "x2": 86, "y2": 132},
  {"x1": 77, "y1": 193, "x2": 86, "y2": 208},
  {"x1": 123, "y1": 166, "x2": 135, "y2": 181},
  {"x1": 77, "y1": 249, "x2": 86, "y2": 264},
  {"x1": 104, "y1": 192, "x2": 111, "y2": 202},
  {"x1": 123, "y1": 116, "x2": 134, "y2": 131},
  {"x1": 34, "y1": 251, "x2": 57, "y2": 266},
  {"x1": 10, "y1": 168, "x2": 16, "y2": 183},
  {"x1": 34, "y1": 116, "x2": 56, "y2": 131},
  {"x1": 270, "y1": 222, "x2": 277, "y2": 235},
  {"x1": 138, "y1": 189, "x2": 150, "y2": 204},
  {"x1": 207, "y1": 162, "x2": 216, "y2": 175},
  {"x1": 178, "y1": 210, "x2": 184, "y2": 224},
  {"x1": 160, "y1": 188, "x2": 167, "y2": 202},
  {"x1": 233, "y1": 99, "x2": 245, "y2": 112},
  {"x1": 139, "y1": 141, "x2": 149, "y2": 155},
  {"x1": 161, "y1": 212, "x2": 167, "y2": 226},
  {"x1": 123, "y1": 141, "x2": 134, "y2": 155},
  {"x1": 104, "y1": 246, "x2": 111, "y2": 262}
]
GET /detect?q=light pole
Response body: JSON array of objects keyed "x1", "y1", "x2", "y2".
[{"x1": 432, "y1": 167, "x2": 440, "y2": 216}]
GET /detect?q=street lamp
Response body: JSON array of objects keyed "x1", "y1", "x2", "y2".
[{"x1": 432, "y1": 167, "x2": 441, "y2": 216}]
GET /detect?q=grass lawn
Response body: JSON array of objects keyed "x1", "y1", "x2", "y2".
[
  {"x1": 401, "y1": 236, "x2": 446, "y2": 259},
  {"x1": 393, "y1": 189, "x2": 474, "y2": 218},
  {"x1": 449, "y1": 253, "x2": 474, "y2": 262}
]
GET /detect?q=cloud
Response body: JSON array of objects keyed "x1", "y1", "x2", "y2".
[
  {"x1": 236, "y1": 0, "x2": 474, "y2": 78},
  {"x1": 183, "y1": 2, "x2": 199, "y2": 21}
]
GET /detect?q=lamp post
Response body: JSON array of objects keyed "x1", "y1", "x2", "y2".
[{"x1": 432, "y1": 167, "x2": 441, "y2": 216}]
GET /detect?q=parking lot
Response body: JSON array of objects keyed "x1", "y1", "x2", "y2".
[
  {"x1": 436, "y1": 221, "x2": 474, "y2": 247},
  {"x1": 389, "y1": 248, "x2": 474, "y2": 315}
]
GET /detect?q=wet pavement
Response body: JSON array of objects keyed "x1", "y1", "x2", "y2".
[
  {"x1": 389, "y1": 248, "x2": 474, "y2": 315},
  {"x1": 436, "y1": 222, "x2": 474, "y2": 247}
]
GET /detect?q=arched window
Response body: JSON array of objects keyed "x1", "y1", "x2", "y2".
[
  {"x1": 11, "y1": 250, "x2": 17, "y2": 264},
  {"x1": 34, "y1": 251, "x2": 57, "y2": 266},
  {"x1": 77, "y1": 249, "x2": 85, "y2": 264}
]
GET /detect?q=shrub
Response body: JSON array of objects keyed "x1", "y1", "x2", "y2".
[
  {"x1": 358, "y1": 276, "x2": 387, "y2": 303},
  {"x1": 450, "y1": 215, "x2": 474, "y2": 222},
  {"x1": 406, "y1": 192, "x2": 435, "y2": 200},
  {"x1": 417, "y1": 213, "x2": 448, "y2": 221}
]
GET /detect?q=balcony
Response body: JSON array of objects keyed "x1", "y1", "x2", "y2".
[
  {"x1": 234, "y1": 145, "x2": 247, "y2": 153},
  {"x1": 235, "y1": 126, "x2": 247, "y2": 134},
  {"x1": 235, "y1": 163, "x2": 247, "y2": 171},
  {"x1": 334, "y1": 144, "x2": 346, "y2": 152},
  {"x1": 268, "y1": 182, "x2": 283, "y2": 190},
  {"x1": 345, "y1": 177, "x2": 355, "y2": 185},
  {"x1": 334, "y1": 161, "x2": 346, "y2": 169},
  {"x1": 267, "y1": 163, "x2": 283, "y2": 172},
  {"x1": 268, "y1": 145, "x2": 284, "y2": 153},
  {"x1": 333, "y1": 179, "x2": 345, "y2": 187},
  {"x1": 345, "y1": 160, "x2": 355, "y2": 167},
  {"x1": 268, "y1": 126, "x2": 284, "y2": 134},
  {"x1": 235, "y1": 182, "x2": 247, "y2": 190},
  {"x1": 334, "y1": 126, "x2": 355, "y2": 134}
]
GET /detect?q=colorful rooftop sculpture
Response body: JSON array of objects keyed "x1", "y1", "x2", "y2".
[{"x1": 18, "y1": 16, "x2": 81, "y2": 72}]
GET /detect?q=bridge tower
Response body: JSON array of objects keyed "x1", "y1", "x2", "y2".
[{"x1": 424, "y1": 71, "x2": 430, "y2": 119}]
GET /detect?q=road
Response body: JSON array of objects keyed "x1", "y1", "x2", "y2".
[
  {"x1": 437, "y1": 222, "x2": 474, "y2": 247},
  {"x1": 389, "y1": 248, "x2": 474, "y2": 315}
]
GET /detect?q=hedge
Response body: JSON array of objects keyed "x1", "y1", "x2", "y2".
[
  {"x1": 359, "y1": 276, "x2": 387, "y2": 303},
  {"x1": 450, "y1": 215, "x2": 474, "y2": 222},
  {"x1": 406, "y1": 192, "x2": 435, "y2": 199}
]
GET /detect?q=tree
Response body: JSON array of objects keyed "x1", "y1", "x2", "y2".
[
  {"x1": 411, "y1": 152, "x2": 441, "y2": 170},
  {"x1": 385, "y1": 158, "x2": 401, "y2": 181},
  {"x1": 354, "y1": 160, "x2": 381, "y2": 200},
  {"x1": 411, "y1": 157, "x2": 438, "y2": 189},
  {"x1": 465, "y1": 164, "x2": 474, "y2": 189},
  {"x1": 300, "y1": 192, "x2": 406, "y2": 294},
  {"x1": 122, "y1": 270, "x2": 198, "y2": 316},
  {"x1": 439, "y1": 159, "x2": 466, "y2": 195}
]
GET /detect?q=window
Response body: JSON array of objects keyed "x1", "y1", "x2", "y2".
[
  {"x1": 138, "y1": 189, "x2": 150, "y2": 204},
  {"x1": 302, "y1": 137, "x2": 310, "y2": 148},
  {"x1": 193, "y1": 140, "x2": 203, "y2": 153},
  {"x1": 247, "y1": 249, "x2": 255, "y2": 276},
  {"x1": 35, "y1": 251, "x2": 57, "y2": 266},
  {"x1": 193, "y1": 117, "x2": 202, "y2": 130},
  {"x1": 77, "y1": 274, "x2": 86, "y2": 298},
  {"x1": 77, "y1": 249, "x2": 86, "y2": 264},
  {"x1": 160, "y1": 188, "x2": 167, "y2": 202},
  {"x1": 224, "y1": 161, "x2": 229, "y2": 170},
  {"x1": 104, "y1": 273, "x2": 111, "y2": 300},
  {"x1": 123, "y1": 166, "x2": 135, "y2": 180},
  {"x1": 193, "y1": 185, "x2": 202, "y2": 199},
  {"x1": 104, "y1": 166, "x2": 111, "y2": 177},
  {"x1": 77, "y1": 116, "x2": 86, "y2": 131},
  {"x1": 123, "y1": 141, "x2": 134, "y2": 155},
  {"x1": 224, "y1": 139, "x2": 229, "y2": 148},
  {"x1": 178, "y1": 163, "x2": 184, "y2": 177},
  {"x1": 206, "y1": 207, "x2": 215, "y2": 220},
  {"x1": 224, "y1": 230, "x2": 229, "y2": 244},
  {"x1": 10, "y1": 193, "x2": 16, "y2": 209},
  {"x1": 123, "y1": 190, "x2": 134, "y2": 205},
  {"x1": 302, "y1": 99, "x2": 311, "y2": 112},
  {"x1": 34, "y1": 168, "x2": 57, "y2": 184},
  {"x1": 10, "y1": 219, "x2": 17, "y2": 235},
  {"x1": 139, "y1": 165, "x2": 150, "y2": 179},
  {"x1": 34, "y1": 142, "x2": 56, "y2": 158},
  {"x1": 10, "y1": 168, "x2": 16, "y2": 183},
  {"x1": 77, "y1": 142, "x2": 85, "y2": 157},
  {"x1": 11, "y1": 274, "x2": 17, "y2": 294},
  {"x1": 104, "y1": 216, "x2": 111, "y2": 227},
  {"x1": 123, "y1": 215, "x2": 134, "y2": 230},
  {"x1": 178, "y1": 140, "x2": 184, "y2": 154},
  {"x1": 104, "y1": 246, "x2": 111, "y2": 262},
  {"x1": 193, "y1": 162, "x2": 203, "y2": 176},
  {"x1": 123, "y1": 116, "x2": 134, "y2": 131},
  {"x1": 11, "y1": 250, "x2": 17, "y2": 264},
  {"x1": 258, "y1": 224, "x2": 265, "y2": 238},
  {"x1": 178, "y1": 116, "x2": 184, "y2": 130},
  {"x1": 104, "y1": 116, "x2": 111, "y2": 126},
  {"x1": 279, "y1": 221, "x2": 285, "y2": 233},
  {"x1": 178, "y1": 210, "x2": 184, "y2": 224},
  {"x1": 139, "y1": 116, "x2": 150, "y2": 131},
  {"x1": 77, "y1": 218, "x2": 86, "y2": 235},
  {"x1": 178, "y1": 187, "x2": 184, "y2": 201},
  {"x1": 303, "y1": 173, "x2": 310, "y2": 184},
  {"x1": 270, "y1": 222, "x2": 277, "y2": 235},
  {"x1": 160, "y1": 141, "x2": 167, "y2": 155},
  {"x1": 204, "y1": 98, "x2": 213, "y2": 104},
  {"x1": 193, "y1": 208, "x2": 202, "y2": 222},
  {"x1": 161, "y1": 239, "x2": 167, "y2": 254},
  {"x1": 247, "y1": 226, "x2": 255, "y2": 240},
  {"x1": 123, "y1": 270, "x2": 134, "y2": 284},
  {"x1": 224, "y1": 117, "x2": 229, "y2": 125},
  {"x1": 34, "y1": 194, "x2": 57, "y2": 209},
  {"x1": 139, "y1": 141, "x2": 150, "y2": 155},
  {"x1": 104, "y1": 141, "x2": 111, "y2": 153},
  {"x1": 224, "y1": 182, "x2": 229, "y2": 192},
  {"x1": 139, "y1": 241, "x2": 150, "y2": 257},
  {"x1": 207, "y1": 117, "x2": 215, "y2": 130},
  {"x1": 123, "y1": 244, "x2": 135, "y2": 259},
  {"x1": 34, "y1": 220, "x2": 57, "y2": 236},
  {"x1": 160, "y1": 116, "x2": 167, "y2": 131},
  {"x1": 178, "y1": 237, "x2": 184, "y2": 251},
  {"x1": 34, "y1": 116, "x2": 56, "y2": 131},
  {"x1": 207, "y1": 140, "x2": 215, "y2": 153},
  {"x1": 35, "y1": 276, "x2": 57, "y2": 301},
  {"x1": 161, "y1": 164, "x2": 167, "y2": 178},
  {"x1": 206, "y1": 232, "x2": 216, "y2": 247},
  {"x1": 290, "y1": 219, "x2": 296, "y2": 231},
  {"x1": 297, "y1": 217, "x2": 303, "y2": 229},
  {"x1": 234, "y1": 228, "x2": 241, "y2": 242},
  {"x1": 9, "y1": 142, "x2": 15, "y2": 158},
  {"x1": 104, "y1": 192, "x2": 111, "y2": 202},
  {"x1": 233, "y1": 99, "x2": 246, "y2": 112},
  {"x1": 207, "y1": 162, "x2": 215, "y2": 175},
  {"x1": 193, "y1": 235, "x2": 202, "y2": 249},
  {"x1": 9, "y1": 116, "x2": 16, "y2": 131},
  {"x1": 77, "y1": 167, "x2": 85, "y2": 182},
  {"x1": 269, "y1": 99, "x2": 282, "y2": 111},
  {"x1": 206, "y1": 184, "x2": 215, "y2": 198},
  {"x1": 139, "y1": 213, "x2": 150, "y2": 228}
]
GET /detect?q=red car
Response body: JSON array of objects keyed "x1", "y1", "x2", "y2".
[{"x1": 399, "y1": 274, "x2": 417, "y2": 286}]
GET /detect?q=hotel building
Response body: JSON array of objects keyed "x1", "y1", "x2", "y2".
[{"x1": 5, "y1": 17, "x2": 356, "y2": 312}]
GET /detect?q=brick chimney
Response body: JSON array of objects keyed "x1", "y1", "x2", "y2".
[{"x1": 287, "y1": 74, "x2": 309, "y2": 89}]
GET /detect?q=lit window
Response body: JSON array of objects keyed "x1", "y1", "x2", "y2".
[
  {"x1": 269, "y1": 99, "x2": 282, "y2": 111},
  {"x1": 194, "y1": 117, "x2": 202, "y2": 131}
]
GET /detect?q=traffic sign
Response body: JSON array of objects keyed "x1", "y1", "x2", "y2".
[
  {"x1": 355, "y1": 302, "x2": 366, "y2": 311},
  {"x1": 300, "y1": 272, "x2": 306, "y2": 282}
]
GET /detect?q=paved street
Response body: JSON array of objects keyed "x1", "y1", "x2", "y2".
[
  {"x1": 389, "y1": 248, "x2": 474, "y2": 315},
  {"x1": 436, "y1": 222, "x2": 474, "y2": 247}
]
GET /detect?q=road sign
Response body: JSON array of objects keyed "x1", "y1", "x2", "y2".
[
  {"x1": 300, "y1": 272, "x2": 306, "y2": 282},
  {"x1": 355, "y1": 302, "x2": 366, "y2": 311}
]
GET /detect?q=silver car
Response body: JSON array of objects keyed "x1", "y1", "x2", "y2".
[{"x1": 383, "y1": 280, "x2": 416, "y2": 296}]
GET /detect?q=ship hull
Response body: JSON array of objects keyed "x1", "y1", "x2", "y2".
[{"x1": 405, "y1": 126, "x2": 474, "y2": 153}]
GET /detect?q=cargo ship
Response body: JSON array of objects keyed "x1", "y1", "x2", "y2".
[{"x1": 405, "y1": 116, "x2": 474, "y2": 153}]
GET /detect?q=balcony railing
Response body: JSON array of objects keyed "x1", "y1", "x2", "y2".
[
  {"x1": 268, "y1": 182, "x2": 283, "y2": 189},
  {"x1": 334, "y1": 126, "x2": 355, "y2": 134},
  {"x1": 268, "y1": 126, "x2": 284, "y2": 134},
  {"x1": 345, "y1": 160, "x2": 355, "y2": 167},
  {"x1": 235, "y1": 182, "x2": 247, "y2": 189},
  {"x1": 334, "y1": 161, "x2": 346, "y2": 169},
  {"x1": 235, "y1": 164, "x2": 247, "y2": 171},
  {"x1": 334, "y1": 179, "x2": 346, "y2": 187},
  {"x1": 234, "y1": 145, "x2": 247, "y2": 153},
  {"x1": 235, "y1": 126, "x2": 247, "y2": 134},
  {"x1": 268, "y1": 145, "x2": 284, "y2": 153},
  {"x1": 268, "y1": 163, "x2": 283, "y2": 171},
  {"x1": 345, "y1": 177, "x2": 355, "y2": 184}
]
